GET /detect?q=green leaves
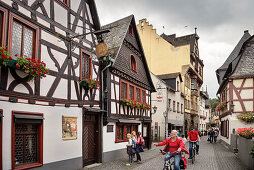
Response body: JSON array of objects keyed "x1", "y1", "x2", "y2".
[
  {"x1": 80, "y1": 78, "x2": 100, "y2": 89},
  {"x1": 237, "y1": 113, "x2": 254, "y2": 123}
]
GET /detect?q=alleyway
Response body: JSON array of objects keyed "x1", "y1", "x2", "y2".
[{"x1": 83, "y1": 137, "x2": 247, "y2": 170}]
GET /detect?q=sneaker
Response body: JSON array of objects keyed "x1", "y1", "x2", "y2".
[
  {"x1": 134, "y1": 160, "x2": 138, "y2": 162},
  {"x1": 126, "y1": 163, "x2": 131, "y2": 166},
  {"x1": 196, "y1": 152, "x2": 199, "y2": 155},
  {"x1": 137, "y1": 161, "x2": 142, "y2": 164}
]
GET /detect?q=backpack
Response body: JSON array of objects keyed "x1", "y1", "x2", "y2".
[
  {"x1": 141, "y1": 137, "x2": 145, "y2": 146},
  {"x1": 132, "y1": 139, "x2": 136, "y2": 148}
]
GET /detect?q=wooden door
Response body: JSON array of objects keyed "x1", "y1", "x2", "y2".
[
  {"x1": 83, "y1": 112, "x2": 100, "y2": 166},
  {"x1": 142, "y1": 123, "x2": 151, "y2": 149}
]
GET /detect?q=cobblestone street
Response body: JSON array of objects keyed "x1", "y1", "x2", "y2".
[{"x1": 84, "y1": 137, "x2": 247, "y2": 170}]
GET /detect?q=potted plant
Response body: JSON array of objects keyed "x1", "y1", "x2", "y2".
[
  {"x1": 215, "y1": 102, "x2": 227, "y2": 112},
  {"x1": 79, "y1": 78, "x2": 100, "y2": 90}
]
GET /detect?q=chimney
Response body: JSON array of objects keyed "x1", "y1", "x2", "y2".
[{"x1": 244, "y1": 30, "x2": 249, "y2": 34}]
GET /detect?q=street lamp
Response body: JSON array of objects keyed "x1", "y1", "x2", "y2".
[{"x1": 163, "y1": 111, "x2": 168, "y2": 139}]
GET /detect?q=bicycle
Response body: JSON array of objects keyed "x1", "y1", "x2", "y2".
[
  {"x1": 189, "y1": 140, "x2": 197, "y2": 164},
  {"x1": 160, "y1": 149, "x2": 185, "y2": 170}
]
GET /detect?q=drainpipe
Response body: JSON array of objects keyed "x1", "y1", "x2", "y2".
[
  {"x1": 101, "y1": 61, "x2": 113, "y2": 125},
  {"x1": 183, "y1": 74, "x2": 186, "y2": 136}
]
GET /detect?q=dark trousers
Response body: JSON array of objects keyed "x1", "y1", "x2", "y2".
[
  {"x1": 189, "y1": 141, "x2": 199, "y2": 157},
  {"x1": 214, "y1": 136, "x2": 217, "y2": 143},
  {"x1": 209, "y1": 135, "x2": 214, "y2": 143},
  {"x1": 128, "y1": 154, "x2": 133, "y2": 163},
  {"x1": 136, "y1": 151, "x2": 141, "y2": 161}
]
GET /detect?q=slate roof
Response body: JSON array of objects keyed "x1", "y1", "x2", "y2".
[
  {"x1": 101, "y1": 15, "x2": 155, "y2": 91},
  {"x1": 157, "y1": 72, "x2": 182, "y2": 82},
  {"x1": 230, "y1": 36, "x2": 254, "y2": 79},
  {"x1": 101, "y1": 15, "x2": 133, "y2": 59},
  {"x1": 161, "y1": 33, "x2": 198, "y2": 53},
  {"x1": 217, "y1": 30, "x2": 251, "y2": 71}
]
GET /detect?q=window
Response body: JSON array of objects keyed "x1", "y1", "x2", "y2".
[
  {"x1": 181, "y1": 104, "x2": 183, "y2": 114},
  {"x1": 177, "y1": 102, "x2": 179, "y2": 113},
  {"x1": 116, "y1": 124, "x2": 124, "y2": 141},
  {"x1": 142, "y1": 90, "x2": 146, "y2": 103},
  {"x1": 0, "y1": 11, "x2": 3, "y2": 46},
  {"x1": 168, "y1": 99, "x2": 171, "y2": 110},
  {"x1": 129, "y1": 85, "x2": 134, "y2": 100},
  {"x1": 173, "y1": 101, "x2": 176, "y2": 112},
  {"x1": 136, "y1": 88, "x2": 141, "y2": 102},
  {"x1": 130, "y1": 55, "x2": 137, "y2": 72},
  {"x1": 121, "y1": 82, "x2": 127, "y2": 99},
  {"x1": 81, "y1": 52, "x2": 92, "y2": 79},
  {"x1": 11, "y1": 20, "x2": 36, "y2": 59},
  {"x1": 12, "y1": 112, "x2": 43, "y2": 169},
  {"x1": 116, "y1": 124, "x2": 138, "y2": 142},
  {"x1": 129, "y1": 25, "x2": 134, "y2": 36}
]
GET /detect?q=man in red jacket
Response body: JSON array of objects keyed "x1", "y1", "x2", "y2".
[
  {"x1": 187, "y1": 127, "x2": 200, "y2": 158},
  {"x1": 153, "y1": 130, "x2": 189, "y2": 170}
]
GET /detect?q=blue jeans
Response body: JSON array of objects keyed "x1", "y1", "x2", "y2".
[
  {"x1": 165, "y1": 152, "x2": 181, "y2": 170},
  {"x1": 128, "y1": 154, "x2": 133, "y2": 163},
  {"x1": 189, "y1": 141, "x2": 199, "y2": 157}
]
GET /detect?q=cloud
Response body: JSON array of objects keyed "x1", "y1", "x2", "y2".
[{"x1": 96, "y1": 0, "x2": 254, "y2": 98}]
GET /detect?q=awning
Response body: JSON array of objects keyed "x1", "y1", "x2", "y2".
[
  {"x1": 168, "y1": 119, "x2": 184, "y2": 126},
  {"x1": 118, "y1": 119, "x2": 141, "y2": 124},
  {"x1": 83, "y1": 107, "x2": 107, "y2": 113},
  {"x1": 14, "y1": 114, "x2": 44, "y2": 124}
]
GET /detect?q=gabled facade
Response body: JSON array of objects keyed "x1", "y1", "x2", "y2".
[
  {"x1": 216, "y1": 30, "x2": 254, "y2": 144},
  {"x1": 100, "y1": 15, "x2": 155, "y2": 162},
  {"x1": 137, "y1": 19, "x2": 204, "y2": 136},
  {"x1": 199, "y1": 90, "x2": 209, "y2": 132},
  {"x1": 151, "y1": 72, "x2": 184, "y2": 141},
  {"x1": 0, "y1": 0, "x2": 102, "y2": 169}
]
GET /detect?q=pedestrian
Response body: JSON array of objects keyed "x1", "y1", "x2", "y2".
[
  {"x1": 153, "y1": 130, "x2": 189, "y2": 170},
  {"x1": 135, "y1": 131, "x2": 144, "y2": 163},
  {"x1": 181, "y1": 134, "x2": 187, "y2": 145},
  {"x1": 126, "y1": 133, "x2": 134, "y2": 166},
  {"x1": 131, "y1": 131, "x2": 137, "y2": 158},
  {"x1": 187, "y1": 127, "x2": 200, "y2": 158},
  {"x1": 214, "y1": 129, "x2": 218, "y2": 143},
  {"x1": 177, "y1": 130, "x2": 180, "y2": 137},
  {"x1": 209, "y1": 128, "x2": 214, "y2": 143}
]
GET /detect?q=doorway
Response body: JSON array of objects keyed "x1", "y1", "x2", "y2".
[{"x1": 82, "y1": 111, "x2": 101, "y2": 166}]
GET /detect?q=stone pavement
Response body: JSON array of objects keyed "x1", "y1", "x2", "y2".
[{"x1": 83, "y1": 136, "x2": 247, "y2": 170}]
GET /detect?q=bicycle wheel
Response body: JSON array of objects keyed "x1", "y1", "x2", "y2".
[{"x1": 192, "y1": 148, "x2": 195, "y2": 164}]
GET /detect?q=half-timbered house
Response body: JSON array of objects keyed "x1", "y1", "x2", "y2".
[
  {"x1": 216, "y1": 30, "x2": 254, "y2": 144},
  {"x1": 100, "y1": 15, "x2": 155, "y2": 162},
  {"x1": 0, "y1": 0, "x2": 103, "y2": 169}
]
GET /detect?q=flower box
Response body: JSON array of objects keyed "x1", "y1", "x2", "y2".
[
  {"x1": 0, "y1": 48, "x2": 49, "y2": 80},
  {"x1": 120, "y1": 98, "x2": 151, "y2": 111},
  {"x1": 215, "y1": 102, "x2": 227, "y2": 112},
  {"x1": 237, "y1": 113, "x2": 254, "y2": 123},
  {"x1": 79, "y1": 78, "x2": 100, "y2": 90}
]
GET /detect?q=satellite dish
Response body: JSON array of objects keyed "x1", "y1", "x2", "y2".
[{"x1": 95, "y1": 42, "x2": 108, "y2": 57}]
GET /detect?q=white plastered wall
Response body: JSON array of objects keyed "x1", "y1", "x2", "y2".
[{"x1": 1, "y1": 101, "x2": 82, "y2": 170}]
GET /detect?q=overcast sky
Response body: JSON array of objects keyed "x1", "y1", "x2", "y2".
[{"x1": 96, "y1": 0, "x2": 254, "y2": 98}]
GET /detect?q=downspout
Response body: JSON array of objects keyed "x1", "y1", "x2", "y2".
[
  {"x1": 183, "y1": 74, "x2": 186, "y2": 136},
  {"x1": 166, "y1": 86, "x2": 168, "y2": 138},
  {"x1": 101, "y1": 61, "x2": 113, "y2": 125}
]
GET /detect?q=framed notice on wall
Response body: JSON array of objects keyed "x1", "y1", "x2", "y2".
[{"x1": 62, "y1": 116, "x2": 77, "y2": 140}]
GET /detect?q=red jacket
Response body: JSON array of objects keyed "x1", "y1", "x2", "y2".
[{"x1": 158, "y1": 137, "x2": 189, "y2": 155}]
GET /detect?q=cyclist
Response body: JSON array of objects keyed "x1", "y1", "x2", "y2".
[
  {"x1": 187, "y1": 127, "x2": 200, "y2": 159},
  {"x1": 153, "y1": 130, "x2": 189, "y2": 170}
]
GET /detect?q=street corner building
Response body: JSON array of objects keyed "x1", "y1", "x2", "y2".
[
  {"x1": 137, "y1": 19, "x2": 204, "y2": 135},
  {"x1": 216, "y1": 30, "x2": 254, "y2": 145},
  {"x1": 100, "y1": 15, "x2": 155, "y2": 162},
  {"x1": 0, "y1": 0, "x2": 103, "y2": 169},
  {"x1": 150, "y1": 72, "x2": 185, "y2": 141}
]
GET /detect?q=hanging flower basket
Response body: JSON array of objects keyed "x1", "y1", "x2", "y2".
[
  {"x1": 79, "y1": 78, "x2": 100, "y2": 90},
  {"x1": 0, "y1": 47, "x2": 49, "y2": 80},
  {"x1": 215, "y1": 102, "x2": 226, "y2": 111},
  {"x1": 237, "y1": 113, "x2": 254, "y2": 123}
]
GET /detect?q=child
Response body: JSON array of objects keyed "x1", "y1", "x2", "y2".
[{"x1": 126, "y1": 133, "x2": 134, "y2": 166}]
